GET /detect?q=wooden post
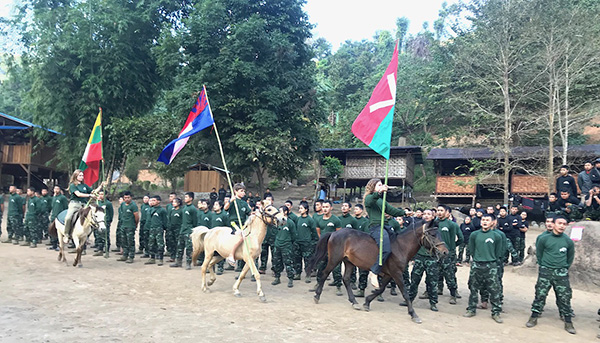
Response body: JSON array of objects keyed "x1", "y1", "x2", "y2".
[
  {"x1": 343, "y1": 179, "x2": 347, "y2": 203},
  {"x1": 26, "y1": 164, "x2": 31, "y2": 189}
]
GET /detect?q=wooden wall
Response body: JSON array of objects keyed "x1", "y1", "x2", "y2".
[
  {"x1": 1, "y1": 144, "x2": 31, "y2": 164},
  {"x1": 184, "y1": 170, "x2": 225, "y2": 192},
  {"x1": 435, "y1": 175, "x2": 476, "y2": 194}
]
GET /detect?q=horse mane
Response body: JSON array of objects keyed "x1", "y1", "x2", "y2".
[{"x1": 79, "y1": 207, "x2": 92, "y2": 225}]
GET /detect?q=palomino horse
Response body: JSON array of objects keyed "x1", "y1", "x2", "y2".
[
  {"x1": 190, "y1": 204, "x2": 285, "y2": 302},
  {"x1": 307, "y1": 220, "x2": 448, "y2": 323},
  {"x1": 49, "y1": 204, "x2": 106, "y2": 267}
]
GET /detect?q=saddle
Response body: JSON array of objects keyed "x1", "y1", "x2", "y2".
[{"x1": 56, "y1": 209, "x2": 81, "y2": 226}]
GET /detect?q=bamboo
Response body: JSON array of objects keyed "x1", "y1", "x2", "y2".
[{"x1": 378, "y1": 158, "x2": 389, "y2": 266}]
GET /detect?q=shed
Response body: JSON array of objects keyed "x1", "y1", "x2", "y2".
[{"x1": 184, "y1": 163, "x2": 228, "y2": 193}]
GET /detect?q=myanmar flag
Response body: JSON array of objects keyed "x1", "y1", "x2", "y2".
[
  {"x1": 351, "y1": 42, "x2": 399, "y2": 159},
  {"x1": 79, "y1": 108, "x2": 103, "y2": 186}
]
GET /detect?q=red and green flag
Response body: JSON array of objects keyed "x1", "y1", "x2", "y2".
[
  {"x1": 351, "y1": 42, "x2": 399, "y2": 159},
  {"x1": 79, "y1": 108, "x2": 103, "y2": 186}
]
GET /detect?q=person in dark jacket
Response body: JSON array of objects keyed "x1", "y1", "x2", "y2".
[
  {"x1": 458, "y1": 216, "x2": 476, "y2": 264},
  {"x1": 556, "y1": 165, "x2": 578, "y2": 197}
]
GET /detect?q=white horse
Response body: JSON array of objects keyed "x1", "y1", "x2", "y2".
[
  {"x1": 190, "y1": 204, "x2": 285, "y2": 302},
  {"x1": 49, "y1": 204, "x2": 106, "y2": 267}
]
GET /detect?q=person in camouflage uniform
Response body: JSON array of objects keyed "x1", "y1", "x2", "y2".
[
  {"x1": 138, "y1": 195, "x2": 150, "y2": 255},
  {"x1": 145, "y1": 195, "x2": 168, "y2": 266},
  {"x1": 293, "y1": 201, "x2": 318, "y2": 282},
  {"x1": 259, "y1": 198, "x2": 276, "y2": 275},
  {"x1": 436, "y1": 205, "x2": 464, "y2": 304},
  {"x1": 354, "y1": 203, "x2": 371, "y2": 297},
  {"x1": 407, "y1": 209, "x2": 439, "y2": 311},
  {"x1": 116, "y1": 191, "x2": 138, "y2": 263},
  {"x1": 171, "y1": 192, "x2": 198, "y2": 270},
  {"x1": 7, "y1": 185, "x2": 25, "y2": 244},
  {"x1": 39, "y1": 188, "x2": 51, "y2": 241},
  {"x1": 271, "y1": 206, "x2": 297, "y2": 287},
  {"x1": 312, "y1": 200, "x2": 343, "y2": 296},
  {"x1": 518, "y1": 211, "x2": 529, "y2": 263},
  {"x1": 94, "y1": 190, "x2": 113, "y2": 256},
  {"x1": 464, "y1": 213, "x2": 504, "y2": 323},
  {"x1": 23, "y1": 187, "x2": 41, "y2": 247},
  {"x1": 47, "y1": 186, "x2": 68, "y2": 250},
  {"x1": 113, "y1": 196, "x2": 124, "y2": 253},
  {"x1": 210, "y1": 200, "x2": 230, "y2": 275},
  {"x1": 526, "y1": 215, "x2": 576, "y2": 334},
  {"x1": 166, "y1": 197, "x2": 182, "y2": 261},
  {"x1": 164, "y1": 192, "x2": 177, "y2": 258}
]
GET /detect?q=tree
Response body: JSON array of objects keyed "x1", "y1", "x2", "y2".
[{"x1": 159, "y1": 0, "x2": 321, "y2": 193}]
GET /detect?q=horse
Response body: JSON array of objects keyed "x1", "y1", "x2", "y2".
[
  {"x1": 49, "y1": 204, "x2": 106, "y2": 267},
  {"x1": 190, "y1": 204, "x2": 285, "y2": 302},
  {"x1": 306, "y1": 219, "x2": 449, "y2": 323}
]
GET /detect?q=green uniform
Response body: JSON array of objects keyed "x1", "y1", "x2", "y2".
[
  {"x1": 389, "y1": 217, "x2": 401, "y2": 232},
  {"x1": 467, "y1": 229, "x2": 504, "y2": 315},
  {"x1": 293, "y1": 214, "x2": 318, "y2": 276},
  {"x1": 260, "y1": 224, "x2": 277, "y2": 272},
  {"x1": 166, "y1": 207, "x2": 182, "y2": 259},
  {"x1": 50, "y1": 195, "x2": 69, "y2": 221},
  {"x1": 288, "y1": 212, "x2": 298, "y2": 224},
  {"x1": 409, "y1": 244, "x2": 440, "y2": 305},
  {"x1": 7, "y1": 192, "x2": 24, "y2": 241},
  {"x1": 120, "y1": 202, "x2": 138, "y2": 259},
  {"x1": 210, "y1": 211, "x2": 230, "y2": 228},
  {"x1": 95, "y1": 199, "x2": 114, "y2": 251},
  {"x1": 315, "y1": 214, "x2": 342, "y2": 286},
  {"x1": 40, "y1": 195, "x2": 52, "y2": 239},
  {"x1": 139, "y1": 203, "x2": 151, "y2": 252},
  {"x1": 177, "y1": 204, "x2": 198, "y2": 264},
  {"x1": 437, "y1": 218, "x2": 464, "y2": 296},
  {"x1": 228, "y1": 198, "x2": 251, "y2": 228},
  {"x1": 116, "y1": 203, "x2": 124, "y2": 249},
  {"x1": 272, "y1": 220, "x2": 297, "y2": 279},
  {"x1": 69, "y1": 184, "x2": 92, "y2": 203},
  {"x1": 531, "y1": 231, "x2": 575, "y2": 318},
  {"x1": 148, "y1": 205, "x2": 168, "y2": 260},
  {"x1": 364, "y1": 192, "x2": 405, "y2": 228},
  {"x1": 355, "y1": 216, "x2": 370, "y2": 233},
  {"x1": 25, "y1": 196, "x2": 42, "y2": 243},
  {"x1": 198, "y1": 209, "x2": 212, "y2": 227},
  {"x1": 339, "y1": 213, "x2": 358, "y2": 230}
]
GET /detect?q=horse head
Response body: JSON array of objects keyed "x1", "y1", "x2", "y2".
[
  {"x1": 89, "y1": 204, "x2": 107, "y2": 231},
  {"x1": 260, "y1": 204, "x2": 286, "y2": 227},
  {"x1": 419, "y1": 220, "x2": 449, "y2": 260}
]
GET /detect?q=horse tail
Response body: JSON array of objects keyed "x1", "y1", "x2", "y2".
[
  {"x1": 306, "y1": 232, "x2": 333, "y2": 276},
  {"x1": 190, "y1": 226, "x2": 211, "y2": 266},
  {"x1": 48, "y1": 220, "x2": 58, "y2": 239}
]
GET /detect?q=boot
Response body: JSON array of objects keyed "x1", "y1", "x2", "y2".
[
  {"x1": 328, "y1": 281, "x2": 337, "y2": 287},
  {"x1": 287, "y1": 279, "x2": 293, "y2": 288},
  {"x1": 157, "y1": 259, "x2": 163, "y2": 266},
  {"x1": 455, "y1": 290, "x2": 462, "y2": 299},
  {"x1": 144, "y1": 258, "x2": 156, "y2": 265},
  {"x1": 564, "y1": 322, "x2": 576, "y2": 334},
  {"x1": 111, "y1": 247, "x2": 120, "y2": 252},
  {"x1": 418, "y1": 291, "x2": 429, "y2": 299},
  {"x1": 117, "y1": 256, "x2": 127, "y2": 262},
  {"x1": 377, "y1": 294, "x2": 384, "y2": 302},
  {"x1": 355, "y1": 289, "x2": 365, "y2": 298},
  {"x1": 293, "y1": 274, "x2": 301, "y2": 281},
  {"x1": 437, "y1": 287, "x2": 443, "y2": 295},
  {"x1": 29, "y1": 243, "x2": 37, "y2": 248},
  {"x1": 20, "y1": 241, "x2": 29, "y2": 246},
  {"x1": 526, "y1": 316, "x2": 538, "y2": 328},
  {"x1": 93, "y1": 251, "x2": 104, "y2": 256},
  {"x1": 463, "y1": 311, "x2": 476, "y2": 317},
  {"x1": 390, "y1": 288, "x2": 397, "y2": 296},
  {"x1": 170, "y1": 259, "x2": 182, "y2": 268},
  {"x1": 449, "y1": 296, "x2": 457, "y2": 305},
  {"x1": 305, "y1": 276, "x2": 311, "y2": 284},
  {"x1": 430, "y1": 304, "x2": 438, "y2": 312},
  {"x1": 125, "y1": 257, "x2": 134, "y2": 264},
  {"x1": 351, "y1": 283, "x2": 357, "y2": 290},
  {"x1": 492, "y1": 314, "x2": 503, "y2": 323},
  {"x1": 12, "y1": 239, "x2": 19, "y2": 245},
  {"x1": 185, "y1": 261, "x2": 191, "y2": 270},
  {"x1": 336, "y1": 287, "x2": 343, "y2": 296},
  {"x1": 271, "y1": 277, "x2": 281, "y2": 285}
]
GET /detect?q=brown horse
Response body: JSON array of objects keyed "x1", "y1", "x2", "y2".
[
  {"x1": 307, "y1": 219, "x2": 448, "y2": 323},
  {"x1": 190, "y1": 204, "x2": 285, "y2": 302}
]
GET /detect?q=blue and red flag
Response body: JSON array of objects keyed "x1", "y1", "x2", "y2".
[
  {"x1": 351, "y1": 42, "x2": 399, "y2": 160},
  {"x1": 157, "y1": 88, "x2": 215, "y2": 165}
]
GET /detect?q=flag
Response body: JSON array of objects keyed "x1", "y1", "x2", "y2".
[
  {"x1": 351, "y1": 43, "x2": 399, "y2": 159},
  {"x1": 79, "y1": 108, "x2": 103, "y2": 186},
  {"x1": 158, "y1": 88, "x2": 215, "y2": 165}
]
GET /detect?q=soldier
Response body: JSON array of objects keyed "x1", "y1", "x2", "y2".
[
  {"x1": 171, "y1": 192, "x2": 198, "y2": 270},
  {"x1": 145, "y1": 195, "x2": 168, "y2": 266},
  {"x1": 164, "y1": 192, "x2": 177, "y2": 258},
  {"x1": 526, "y1": 216, "x2": 576, "y2": 334},
  {"x1": 463, "y1": 213, "x2": 504, "y2": 323},
  {"x1": 518, "y1": 211, "x2": 529, "y2": 263},
  {"x1": 436, "y1": 205, "x2": 464, "y2": 304},
  {"x1": 113, "y1": 195, "x2": 124, "y2": 253},
  {"x1": 408, "y1": 209, "x2": 440, "y2": 311},
  {"x1": 584, "y1": 185, "x2": 600, "y2": 220},
  {"x1": 94, "y1": 190, "x2": 113, "y2": 256},
  {"x1": 284, "y1": 200, "x2": 298, "y2": 224},
  {"x1": 224, "y1": 183, "x2": 252, "y2": 272},
  {"x1": 24, "y1": 187, "x2": 41, "y2": 247},
  {"x1": 47, "y1": 186, "x2": 68, "y2": 250},
  {"x1": 166, "y1": 197, "x2": 182, "y2": 262},
  {"x1": 556, "y1": 190, "x2": 583, "y2": 222},
  {"x1": 312, "y1": 199, "x2": 324, "y2": 223},
  {"x1": 40, "y1": 188, "x2": 51, "y2": 241},
  {"x1": 197, "y1": 198, "x2": 212, "y2": 227},
  {"x1": 497, "y1": 206, "x2": 519, "y2": 265},
  {"x1": 271, "y1": 206, "x2": 297, "y2": 287},
  {"x1": 210, "y1": 200, "x2": 230, "y2": 275},
  {"x1": 116, "y1": 191, "x2": 139, "y2": 264},
  {"x1": 354, "y1": 203, "x2": 371, "y2": 297},
  {"x1": 294, "y1": 201, "x2": 318, "y2": 282},
  {"x1": 556, "y1": 165, "x2": 578, "y2": 197},
  {"x1": 138, "y1": 195, "x2": 150, "y2": 255},
  {"x1": 311, "y1": 200, "x2": 343, "y2": 296},
  {"x1": 6, "y1": 185, "x2": 25, "y2": 244}
]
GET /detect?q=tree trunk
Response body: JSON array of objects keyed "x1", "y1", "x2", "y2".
[
  {"x1": 562, "y1": 52, "x2": 570, "y2": 165},
  {"x1": 503, "y1": 65, "x2": 511, "y2": 205},
  {"x1": 548, "y1": 58, "x2": 556, "y2": 195},
  {"x1": 255, "y1": 164, "x2": 265, "y2": 196}
]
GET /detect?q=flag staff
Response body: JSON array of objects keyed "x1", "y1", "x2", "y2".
[
  {"x1": 202, "y1": 85, "x2": 257, "y2": 276},
  {"x1": 378, "y1": 159, "x2": 389, "y2": 266}
]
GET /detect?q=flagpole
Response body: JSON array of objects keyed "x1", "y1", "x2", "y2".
[
  {"x1": 203, "y1": 85, "x2": 257, "y2": 276},
  {"x1": 378, "y1": 158, "x2": 389, "y2": 266}
]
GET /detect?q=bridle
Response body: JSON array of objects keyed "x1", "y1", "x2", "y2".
[
  {"x1": 86, "y1": 206, "x2": 105, "y2": 230},
  {"x1": 419, "y1": 225, "x2": 446, "y2": 257},
  {"x1": 259, "y1": 205, "x2": 279, "y2": 225}
]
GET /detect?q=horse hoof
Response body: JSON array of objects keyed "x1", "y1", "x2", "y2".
[
  {"x1": 234, "y1": 293, "x2": 241, "y2": 298},
  {"x1": 202, "y1": 288, "x2": 210, "y2": 293},
  {"x1": 363, "y1": 304, "x2": 370, "y2": 312},
  {"x1": 259, "y1": 296, "x2": 267, "y2": 303},
  {"x1": 207, "y1": 281, "x2": 215, "y2": 286},
  {"x1": 352, "y1": 303, "x2": 362, "y2": 311},
  {"x1": 313, "y1": 296, "x2": 319, "y2": 304},
  {"x1": 78, "y1": 264, "x2": 83, "y2": 268},
  {"x1": 412, "y1": 317, "x2": 422, "y2": 324}
]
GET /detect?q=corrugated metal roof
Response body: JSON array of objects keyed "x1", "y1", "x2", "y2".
[
  {"x1": 0, "y1": 112, "x2": 62, "y2": 135},
  {"x1": 427, "y1": 145, "x2": 600, "y2": 160}
]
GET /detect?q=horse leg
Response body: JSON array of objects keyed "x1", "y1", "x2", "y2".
[
  {"x1": 207, "y1": 255, "x2": 222, "y2": 286},
  {"x1": 200, "y1": 251, "x2": 215, "y2": 292},
  {"x1": 250, "y1": 256, "x2": 266, "y2": 303},
  {"x1": 313, "y1": 257, "x2": 340, "y2": 304},
  {"x1": 364, "y1": 275, "x2": 392, "y2": 311},
  {"x1": 58, "y1": 231, "x2": 66, "y2": 263},
  {"x1": 73, "y1": 239, "x2": 83, "y2": 267},
  {"x1": 232, "y1": 262, "x2": 250, "y2": 297},
  {"x1": 342, "y1": 261, "x2": 360, "y2": 310},
  {"x1": 391, "y1": 270, "x2": 421, "y2": 323}
]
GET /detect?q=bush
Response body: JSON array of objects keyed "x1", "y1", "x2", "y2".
[
  {"x1": 142, "y1": 180, "x2": 151, "y2": 190},
  {"x1": 150, "y1": 183, "x2": 158, "y2": 191},
  {"x1": 268, "y1": 179, "x2": 281, "y2": 190}
]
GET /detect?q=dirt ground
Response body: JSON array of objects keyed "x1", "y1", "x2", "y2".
[{"x1": 1, "y1": 200, "x2": 599, "y2": 343}]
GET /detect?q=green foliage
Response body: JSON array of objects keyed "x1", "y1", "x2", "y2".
[
  {"x1": 124, "y1": 156, "x2": 143, "y2": 183},
  {"x1": 323, "y1": 156, "x2": 343, "y2": 186},
  {"x1": 268, "y1": 179, "x2": 281, "y2": 190}
]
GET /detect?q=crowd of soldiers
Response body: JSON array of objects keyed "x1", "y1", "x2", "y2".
[{"x1": 1, "y1": 169, "x2": 599, "y2": 338}]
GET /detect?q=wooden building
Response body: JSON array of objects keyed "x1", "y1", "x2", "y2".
[
  {"x1": 427, "y1": 145, "x2": 600, "y2": 205},
  {"x1": 184, "y1": 163, "x2": 228, "y2": 193},
  {"x1": 0, "y1": 113, "x2": 66, "y2": 190},
  {"x1": 319, "y1": 146, "x2": 423, "y2": 201}
]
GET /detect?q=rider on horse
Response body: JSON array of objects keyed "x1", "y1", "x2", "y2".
[{"x1": 64, "y1": 169, "x2": 105, "y2": 240}]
